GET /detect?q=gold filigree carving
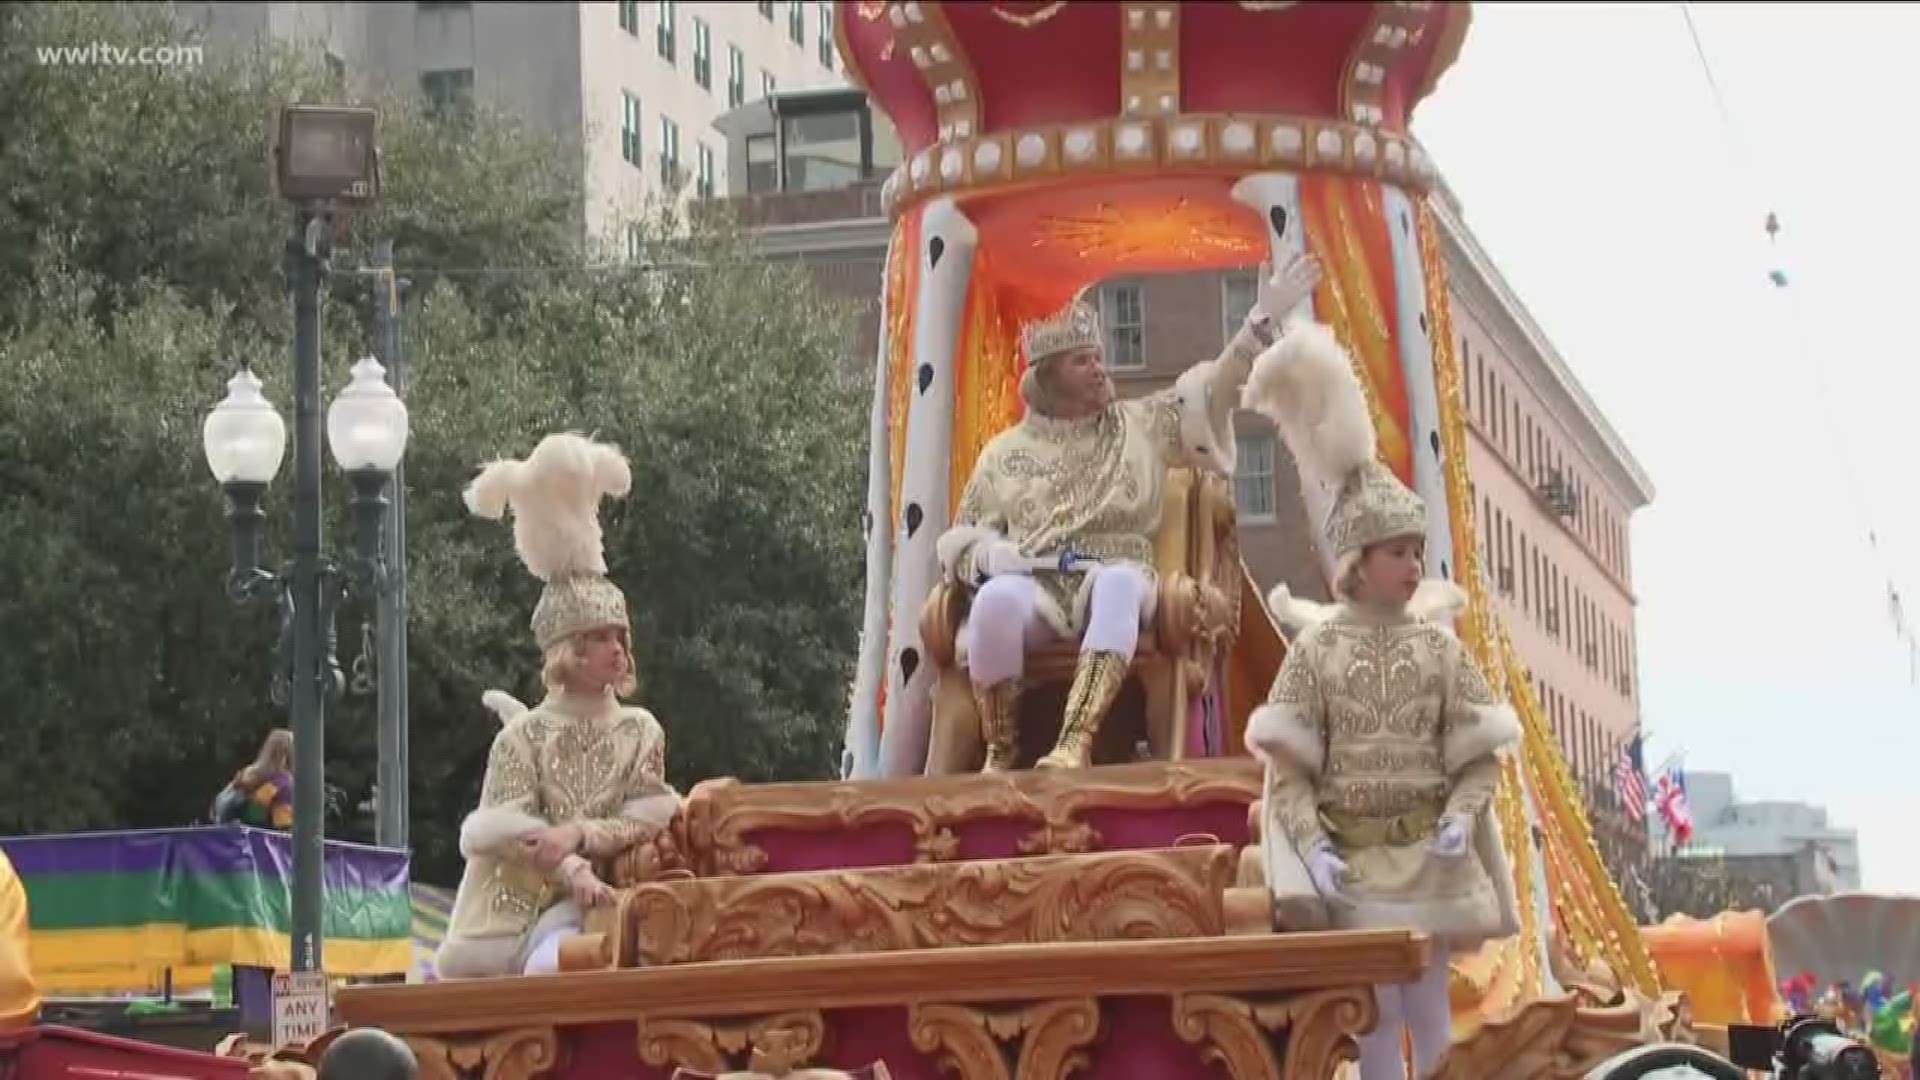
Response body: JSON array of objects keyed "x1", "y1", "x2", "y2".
[
  {"x1": 1016, "y1": 998, "x2": 1103, "y2": 1079},
  {"x1": 908, "y1": 1003, "x2": 1014, "y2": 1080},
  {"x1": 1431, "y1": 986, "x2": 1686, "y2": 1080},
  {"x1": 1172, "y1": 988, "x2": 1374, "y2": 1080},
  {"x1": 628, "y1": 846, "x2": 1236, "y2": 967},
  {"x1": 403, "y1": 1027, "x2": 562, "y2": 1080},
  {"x1": 1172, "y1": 994, "x2": 1281, "y2": 1078},
  {"x1": 639, "y1": 1013, "x2": 828, "y2": 1077},
  {"x1": 654, "y1": 758, "x2": 1262, "y2": 887}
]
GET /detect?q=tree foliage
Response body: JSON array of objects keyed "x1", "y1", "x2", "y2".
[{"x1": 0, "y1": 2, "x2": 868, "y2": 883}]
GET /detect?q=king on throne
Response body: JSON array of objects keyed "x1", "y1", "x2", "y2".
[{"x1": 931, "y1": 252, "x2": 1339, "y2": 773}]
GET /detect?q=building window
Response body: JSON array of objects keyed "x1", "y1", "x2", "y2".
[
  {"x1": 626, "y1": 223, "x2": 644, "y2": 262},
  {"x1": 726, "y1": 44, "x2": 745, "y2": 108},
  {"x1": 420, "y1": 68, "x2": 474, "y2": 120},
  {"x1": 1220, "y1": 271, "x2": 1257, "y2": 341},
  {"x1": 761, "y1": 69, "x2": 777, "y2": 97},
  {"x1": 656, "y1": 0, "x2": 676, "y2": 62},
  {"x1": 759, "y1": 0, "x2": 775, "y2": 17},
  {"x1": 1098, "y1": 282, "x2": 1145, "y2": 370},
  {"x1": 697, "y1": 142, "x2": 715, "y2": 199},
  {"x1": 621, "y1": 92, "x2": 642, "y2": 165},
  {"x1": 618, "y1": 0, "x2": 638, "y2": 34},
  {"x1": 658, "y1": 114, "x2": 681, "y2": 187},
  {"x1": 781, "y1": 107, "x2": 861, "y2": 192},
  {"x1": 324, "y1": 52, "x2": 345, "y2": 84},
  {"x1": 789, "y1": 0, "x2": 805, "y2": 45},
  {"x1": 817, "y1": 2, "x2": 835, "y2": 68},
  {"x1": 692, "y1": 17, "x2": 711, "y2": 89},
  {"x1": 1234, "y1": 431, "x2": 1277, "y2": 523},
  {"x1": 745, "y1": 133, "x2": 777, "y2": 193}
]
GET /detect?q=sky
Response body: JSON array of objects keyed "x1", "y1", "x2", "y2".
[{"x1": 1409, "y1": 2, "x2": 1920, "y2": 894}]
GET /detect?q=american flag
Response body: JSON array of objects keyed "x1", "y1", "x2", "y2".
[{"x1": 1614, "y1": 737, "x2": 1648, "y2": 822}]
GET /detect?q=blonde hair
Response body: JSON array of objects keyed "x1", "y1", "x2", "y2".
[
  {"x1": 236, "y1": 728, "x2": 293, "y2": 790},
  {"x1": 541, "y1": 627, "x2": 638, "y2": 698}
]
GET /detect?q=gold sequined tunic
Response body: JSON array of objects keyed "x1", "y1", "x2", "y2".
[
  {"x1": 937, "y1": 323, "x2": 1272, "y2": 639},
  {"x1": 437, "y1": 688, "x2": 678, "y2": 978},
  {"x1": 1248, "y1": 604, "x2": 1521, "y2": 942}
]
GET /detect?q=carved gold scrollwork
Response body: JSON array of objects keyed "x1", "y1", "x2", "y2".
[
  {"x1": 1171, "y1": 994, "x2": 1280, "y2": 1079},
  {"x1": 628, "y1": 846, "x2": 1233, "y2": 967},
  {"x1": 403, "y1": 1027, "x2": 562, "y2": 1080},
  {"x1": 1265, "y1": 988, "x2": 1375, "y2": 1080},
  {"x1": 908, "y1": 1003, "x2": 1013, "y2": 1080},
  {"x1": 1017, "y1": 998, "x2": 1102, "y2": 1078},
  {"x1": 638, "y1": 1012, "x2": 828, "y2": 1077},
  {"x1": 907, "y1": 998, "x2": 1102, "y2": 1080},
  {"x1": 1172, "y1": 988, "x2": 1376, "y2": 1080}
]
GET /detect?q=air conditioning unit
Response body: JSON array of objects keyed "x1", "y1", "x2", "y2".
[{"x1": 1536, "y1": 470, "x2": 1579, "y2": 518}]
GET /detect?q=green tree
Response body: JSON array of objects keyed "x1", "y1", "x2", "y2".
[{"x1": 0, "y1": 2, "x2": 867, "y2": 883}]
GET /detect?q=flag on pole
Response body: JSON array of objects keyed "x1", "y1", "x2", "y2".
[
  {"x1": 1614, "y1": 737, "x2": 1648, "y2": 822},
  {"x1": 1655, "y1": 763, "x2": 1694, "y2": 845}
]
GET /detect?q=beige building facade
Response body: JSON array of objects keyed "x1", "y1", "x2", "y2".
[
  {"x1": 174, "y1": 0, "x2": 847, "y2": 251},
  {"x1": 716, "y1": 93, "x2": 1655, "y2": 832}
]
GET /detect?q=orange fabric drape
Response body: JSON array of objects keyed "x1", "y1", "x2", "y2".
[{"x1": 0, "y1": 849, "x2": 40, "y2": 1032}]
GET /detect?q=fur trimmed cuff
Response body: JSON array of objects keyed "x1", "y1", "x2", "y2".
[
  {"x1": 1442, "y1": 700, "x2": 1522, "y2": 776},
  {"x1": 618, "y1": 792, "x2": 680, "y2": 834},
  {"x1": 460, "y1": 806, "x2": 548, "y2": 860},
  {"x1": 935, "y1": 525, "x2": 1000, "y2": 585},
  {"x1": 1245, "y1": 701, "x2": 1325, "y2": 777},
  {"x1": 1173, "y1": 363, "x2": 1234, "y2": 477}
]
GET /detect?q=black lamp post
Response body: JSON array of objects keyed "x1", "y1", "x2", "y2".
[{"x1": 200, "y1": 105, "x2": 399, "y2": 975}]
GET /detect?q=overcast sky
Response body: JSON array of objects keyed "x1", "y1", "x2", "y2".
[{"x1": 1411, "y1": 2, "x2": 1919, "y2": 894}]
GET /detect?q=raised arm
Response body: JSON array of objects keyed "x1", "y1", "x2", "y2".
[{"x1": 1145, "y1": 254, "x2": 1324, "y2": 476}]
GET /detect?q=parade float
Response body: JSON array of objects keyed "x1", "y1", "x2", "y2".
[{"x1": 240, "y1": 3, "x2": 1695, "y2": 1078}]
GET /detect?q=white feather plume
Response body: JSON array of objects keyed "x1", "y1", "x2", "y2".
[
  {"x1": 481, "y1": 690, "x2": 528, "y2": 725},
  {"x1": 1240, "y1": 320, "x2": 1375, "y2": 495},
  {"x1": 463, "y1": 432, "x2": 632, "y2": 582}
]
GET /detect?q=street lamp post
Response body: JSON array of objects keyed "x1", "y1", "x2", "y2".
[{"x1": 201, "y1": 105, "x2": 397, "y2": 975}]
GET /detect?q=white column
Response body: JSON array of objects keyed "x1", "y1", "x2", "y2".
[
  {"x1": 1381, "y1": 186, "x2": 1459, "y2": 584},
  {"x1": 876, "y1": 197, "x2": 979, "y2": 777},
  {"x1": 1229, "y1": 173, "x2": 1334, "y2": 582},
  {"x1": 842, "y1": 224, "x2": 904, "y2": 781}
]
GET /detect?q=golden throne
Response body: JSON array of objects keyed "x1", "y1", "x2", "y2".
[{"x1": 918, "y1": 466, "x2": 1244, "y2": 774}]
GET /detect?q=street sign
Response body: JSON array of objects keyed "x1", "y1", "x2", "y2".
[{"x1": 271, "y1": 970, "x2": 332, "y2": 1048}]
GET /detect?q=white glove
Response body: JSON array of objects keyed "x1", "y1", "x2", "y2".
[
  {"x1": 1248, "y1": 251, "x2": 1324, "y2": 326},
  {"x1": 1307, "y1": 842, "x2": 1348, "y2": 898},
  {"x1": 976, "y1": 539, "x2": 1031, "y2": 579},
  {"x1": 1431, "y1": 817, "x2": 1469, "y2": 859}
]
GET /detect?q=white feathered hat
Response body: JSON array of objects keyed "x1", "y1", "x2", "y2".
[
  {"x1": 1241, "y1": 321, "x2": 1426, "y2": 594},
  {"x1": 463, "y1": 431, "x2": 634, "y2": 651}
]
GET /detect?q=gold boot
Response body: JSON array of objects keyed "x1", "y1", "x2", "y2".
[
  {"x1": 974, "y1": 678, "x2": 1022, "y2": 772},
  {"x1": 1037, "y1": 651, "x2": 1128, "y2": 770}
]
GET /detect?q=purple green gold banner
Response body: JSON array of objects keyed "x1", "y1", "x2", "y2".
[{"x1": 0, "y1": 826, "x2": 412, "y2": 995}]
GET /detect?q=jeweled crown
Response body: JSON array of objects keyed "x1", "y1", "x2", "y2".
[{"x1": 1021, "y1": 297, "x2": 1104, "y2": 364}]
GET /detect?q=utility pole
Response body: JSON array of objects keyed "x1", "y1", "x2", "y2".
[{"x1": 370, "y1": 239, "x2": 410, "y2": 852}]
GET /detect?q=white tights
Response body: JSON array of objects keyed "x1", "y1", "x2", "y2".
[
  {"x1": 1357, "y1": 955, "x2": 1453, "y2": 1080},
  {"x1": 967, "y1": 565, "x2": 1152, "y2": 687}
]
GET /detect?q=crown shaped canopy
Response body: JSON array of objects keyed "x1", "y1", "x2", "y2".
[{"x1": 837, "y1": 2, "x2": 1470, "y2": 155}]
